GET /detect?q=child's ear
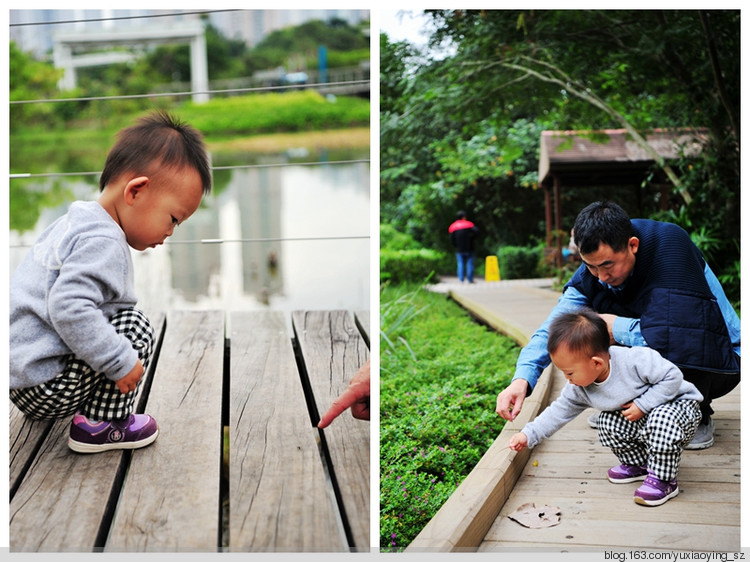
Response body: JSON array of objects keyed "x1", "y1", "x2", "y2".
[
  {"x1": 590, "y1": 354, "x2": 606, "y2": 368},
  {"x1": 123, "y1": 176, "x2": 149, "y2": 205}
]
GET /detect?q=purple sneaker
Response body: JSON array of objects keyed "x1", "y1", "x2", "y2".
[
  {"x1": 607, "y1": 464, "x2": 648, "y2": 483},
  {"x1": 634, "y1": 473, "x2": 679, "y2": 506},
  {"x1": 68, "y1": 413, "x2": 158, "y2": 453}
]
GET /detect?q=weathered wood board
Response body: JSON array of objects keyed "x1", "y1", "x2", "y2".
[
  {"x1": 227, "y1": 311, "x2": 346, "y2": 551},
  {"x1": 292, "y1": 310, "x2": 370, "y2": 550},
  {"x1": 106, "y1": 310, "x2": 225, "y2": 551}
]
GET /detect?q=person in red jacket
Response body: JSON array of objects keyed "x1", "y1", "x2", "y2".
[{"x1": 448, "y1": 210, "x2": 479, "y2": 283}]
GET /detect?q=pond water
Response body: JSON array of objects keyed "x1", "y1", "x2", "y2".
[{"x1": 9, "y1": 158, "x2": 371, "y2": 321}]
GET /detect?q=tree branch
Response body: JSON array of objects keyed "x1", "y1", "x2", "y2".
[{"x1": 504, "y1": 56, "x2": 693, "y2": 205}]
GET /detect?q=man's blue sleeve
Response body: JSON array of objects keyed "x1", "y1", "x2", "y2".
[
  {"x1": 612, "y1": 316, "x2": 647, "y2": 347},
  {"x1": 705, "y1": 262, "x2": 741, "y2": 356}
]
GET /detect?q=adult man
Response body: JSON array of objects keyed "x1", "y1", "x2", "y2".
[
  {"x1": 449, "y1": 210, "x2": 479, "y2": 283},
  {"x1": 495, "y1": 201, "x2": 740, "y2": 449}
]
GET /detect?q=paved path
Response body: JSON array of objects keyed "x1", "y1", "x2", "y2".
[
  {"x1": 410, "y1": 278, "x2": 740, "y2": 553},
  {"x1": 426, "y1": 276, "x2": 557, "y2": 294}
]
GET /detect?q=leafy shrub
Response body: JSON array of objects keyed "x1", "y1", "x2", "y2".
[
  {"x1": 380, "y1": 223, "x2": 422, "y2": 250},
  {"x1": 380, "y1": 249, "x2": 444, "y2": 284},
  {"x1": 497, "y1": 245, "x2": 542, "y2": 279},
  {"x1": 380, "y1": 224, "x2": 449, "y2": 283}
]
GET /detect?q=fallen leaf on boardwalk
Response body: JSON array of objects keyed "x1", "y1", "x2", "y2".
[{"x1": 508, "y1": 502, "x2": 561, "y2": 528}]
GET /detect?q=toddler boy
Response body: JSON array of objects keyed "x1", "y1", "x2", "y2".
[
  {"x1": 509, "y1": 309, "x2": 703, "y2": 506},
  {"x1": 10, "y1": 110, "x2": 212, "y2": 453}
]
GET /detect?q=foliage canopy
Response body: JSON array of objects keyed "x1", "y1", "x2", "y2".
[{"x1": 380, "y1": 10, "x2": 739, "y2": 303}]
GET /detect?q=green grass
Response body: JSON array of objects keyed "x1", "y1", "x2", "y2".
[
  {"x1": 379, "y1": 282, "x2": 518, "y2": 550},
  {"x1": 180, "y1": 90, "x2": 369, "y2": 137},
  {"x1": 10, "y1": 90, "x2": 370, "y2": 174}
]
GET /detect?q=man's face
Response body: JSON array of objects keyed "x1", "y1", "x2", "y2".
[{"x1": 579, "y1": 238, "x2": 639, "y2": 287}]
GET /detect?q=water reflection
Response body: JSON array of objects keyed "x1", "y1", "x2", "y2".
[{"x1": 10, "y1": 161, "x2": 370, "y2": 317}]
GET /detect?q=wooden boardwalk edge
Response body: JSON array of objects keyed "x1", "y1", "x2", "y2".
[
  {"x1": 407, "y1": 291, "x2": 557, "y2": 552},
  {"x1": 406, "y1": 364, "x2": 556, "y2": 552}
]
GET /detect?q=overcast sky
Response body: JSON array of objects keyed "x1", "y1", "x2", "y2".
[{"x1": 378, "y1": 9, "x2": 433, "y2": 47}]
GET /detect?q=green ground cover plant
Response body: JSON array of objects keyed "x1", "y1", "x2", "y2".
[{"x1": 379, "y1": 282, "x2": 518, "y2": 550}]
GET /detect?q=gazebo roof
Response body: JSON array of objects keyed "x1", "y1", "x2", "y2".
[{"x1": 538, "y1": 128, "x2": 707, "y2": 187}]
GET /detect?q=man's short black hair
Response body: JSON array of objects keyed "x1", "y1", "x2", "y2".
[{"x1": 573, "y1": 201, "x2": 633, "y2": 254}]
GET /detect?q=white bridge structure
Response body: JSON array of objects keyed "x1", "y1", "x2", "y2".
[{"x1": 53, "y1": 23, "x2": 209, "y2": 103}]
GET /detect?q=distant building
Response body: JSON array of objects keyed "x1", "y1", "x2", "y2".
[
  {"x1": 209, "y1": 9, "x2": 369, "y2": 47},
  {"x1": 10, "y1": 9, "x2": 370, "y2": 58}
]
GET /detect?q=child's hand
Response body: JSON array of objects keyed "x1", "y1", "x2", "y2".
[
  {"x1": 509, "y1": 432, "x2": 528, "y2": 451},
  {"x1": 115, "y1": 360, "x2": 144, "y2": 394},
  {"x1": 621, "y1": 401, "x2": 646, "y2": 422}
]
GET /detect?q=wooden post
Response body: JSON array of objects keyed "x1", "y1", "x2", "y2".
[
  {"x1": 553, "y1": 175, "x2": 562, "y2": 267},
  {"x1": 544, "y1": 184, "x2": 552, "y2": 247}
]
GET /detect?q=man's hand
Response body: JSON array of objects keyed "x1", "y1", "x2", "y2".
[
  {"x1": 496, "y1": 378, "x2": 529, "y2": 421},
  {"x1": 318, "y1": 360, "x2": 371, "y2": 428},
  {"x1": 115, "y1": 359, "x2": 144, "y2": 394},
  {"x1": 598, "y1": 313, "x2": 618, "y2": 344}
]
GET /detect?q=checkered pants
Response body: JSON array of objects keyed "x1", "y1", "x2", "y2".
[
  {"x1": 597, "y1": 399, "x2": 702, "y2": 482},
  {"x1": 10, "y1": 308, "x2": 154, "y2": 422}
]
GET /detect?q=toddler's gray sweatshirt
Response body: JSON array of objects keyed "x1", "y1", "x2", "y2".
[
  {"x1": 522, "y1": 346, "x2": 703, "y2": 449},
  {"x1": 10, "y1": 201, "x2": 139, "y2": 389}
]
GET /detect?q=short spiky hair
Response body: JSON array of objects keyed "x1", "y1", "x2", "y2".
[
  {"x1": 573, "y1": 201, "x2": 633, "y2": 255},
  {"x1": 99, "y1": 110, "x2": 212, "y2": 194},
  {"x1": 547, "y1": 309, "x2": 610, "y2": 357}
]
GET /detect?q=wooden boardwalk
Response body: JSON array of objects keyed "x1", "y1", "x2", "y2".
[
  {"x1": 410, "y1": 279, "x2": 740, "y2": 552},
  {"x1": 10, "y1": 309, "x2": 370, "y2": 552}
]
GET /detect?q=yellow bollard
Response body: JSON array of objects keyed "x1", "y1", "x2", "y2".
[{"x1": 485, "y1": 255, "x2": 500, "y2": 282}]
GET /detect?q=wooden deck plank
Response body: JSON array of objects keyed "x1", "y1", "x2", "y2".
[
  {"x1": 9, "y1": 404, "x2": 52, "y2": 495},
  {"x1": 106, "y1": 310, "x2": 225, "y2": 551},
  {"x1": 292, "y1": 310, "x2": 370, "y2": 550},
  {"x1": 9, "y1": 417, "x2": 126, "y2": 551},
  {"x1": 227, "y1": 311, "x2": 346, "y2": 551},
  {"x1": 479, "y1": 520, "x2": 739, "y2": 552},
  {"x1": 498, "y1": 478, "x2": 740, "y2": 520}
]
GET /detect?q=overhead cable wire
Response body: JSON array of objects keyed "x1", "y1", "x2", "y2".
[
  {"x1": 9, "y1": 79, "x2": 370, "y2": 105},
  {"x1": 9, "y1": 9, "x2": 241, "y2": 27},
  {"x1": 9, "y1": 235, "x2": 369, "y2": 250},
  {"x1": 166, "y1": 235, "x2": 369, "y2": 245},
  {"x1": 9, "y1": 159, "x2": 370, "y2": 180}
]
